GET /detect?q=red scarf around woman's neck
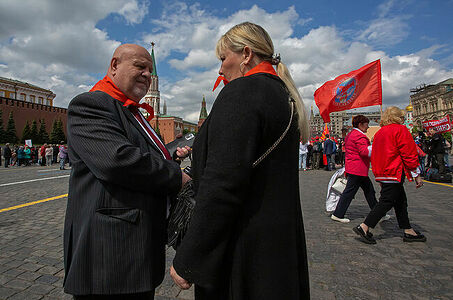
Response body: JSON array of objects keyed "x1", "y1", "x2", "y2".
[
  {"x1": 212, "y1": 61, "x2": 277, "y2": 91},
  {"x1": 90, "y1": 76, "x2": 154, "y2": 121}
]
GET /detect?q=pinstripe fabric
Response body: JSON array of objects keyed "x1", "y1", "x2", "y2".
[{"x1": 63, "y1": 91, "x2": 182, "y2": 295}]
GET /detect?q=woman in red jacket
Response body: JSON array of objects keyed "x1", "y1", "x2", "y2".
[
  {"x1": 353, "y1": 106, "x2": 426, "y2": 244},
  {"x1": 331, "y1": 115, "x2": 378, "y2": 223}
]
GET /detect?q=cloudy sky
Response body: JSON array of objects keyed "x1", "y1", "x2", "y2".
[{"x1": 1, "y1": 0, "x2": 452, "y2": 123}]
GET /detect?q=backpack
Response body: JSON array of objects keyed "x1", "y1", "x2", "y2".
[{"x1": 425, "y1": 167, "x2": 438, "y2": 181}]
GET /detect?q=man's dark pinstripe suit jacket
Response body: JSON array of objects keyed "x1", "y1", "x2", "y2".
[{"x1": 63, "y1": 91, "x2": 182, "y2": 295}]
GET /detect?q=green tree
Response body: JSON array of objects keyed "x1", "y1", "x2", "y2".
[
  {"x1": 38, "y1": 119, "x2": 49, "y2": 144},
  {"x1": 21, "y1": 121, "x2": 31, "y2": 143},
  {"x1": 56, "y1": 119, "x2": 66, "y2": 143},
  {"x1": 50, "y1": 119, "x2": 66, "y2": 143},
  {"x1": 0, "y1": 109, "x2": 5, "y2": 143},
  {"x1": 442, "y1": 131, "x2": 452, "y2": 143},
  {"x1": 50, "y1": 119, "x2": 59, "y2": 144},
  {"x1": 30, "y1": 119, "x2": 39, "y2": 144},
  {"x1": 5, "y1": 111, "x2": 18, "y2": 143}
]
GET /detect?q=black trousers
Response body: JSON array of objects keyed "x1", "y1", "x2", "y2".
[
  {"x1": 312, "y1": 152, "x2": 321, "y2": 169},
  {"x1": 73, "y1": 291, "x2": 154, "y2": 300},
  {"x1": 339, "y1": 152, "x2": 345, "y2": 166},
  {"x1": 333, "y1": 174, "x2": 377, "y2": 218},
  {"x1": 364, "y1": 180, "x2": 411, "y2": 229},
  {"x1": 435, "y1": 153, "x2": 446, "y2": 174}
]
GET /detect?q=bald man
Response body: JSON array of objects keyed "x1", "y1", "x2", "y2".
[{"x1": 63, "y1": 44, "x2": 190, "y2": 299}]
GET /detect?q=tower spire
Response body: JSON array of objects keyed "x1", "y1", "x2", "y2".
[
  {"x1": 144, "y1": 42, "x2": 160, "y2": 115},
  {"x1": 198, "y1": 95, "x2": 208, "y2": 128},
  {"x1": 150, "y1": 42, "x2": 157, "y2": 76}
]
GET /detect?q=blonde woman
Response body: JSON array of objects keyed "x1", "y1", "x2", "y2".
[
  {"x1": 353, "y1": 106, "x2": 426, "y2": 244},
  {"x1": 171, "y1": 22, "x2": 310, "y2": 299}
]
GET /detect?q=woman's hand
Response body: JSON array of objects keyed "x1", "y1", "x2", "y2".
[
  {"x1": 170, "y1": 265, "x2": 192, "y2": 290},
  {"x1": 414, "y1": 175, "x2": 424, "y2": 189}
]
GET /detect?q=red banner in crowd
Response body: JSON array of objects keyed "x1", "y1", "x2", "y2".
[
  {"x1": 320, "y1": 124, "x2": 329, "y2": 141},
  {"x1": 314, "y1": 60, "x2": 382, "y2": 123},
  {"x1": 422, "y1": 115, "x2": 452, "y2": 133}
]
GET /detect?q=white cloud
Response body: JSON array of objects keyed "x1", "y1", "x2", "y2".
[
  {"x1": 143, "y1": 4, "x2": 303, "y2": 122},
  {"x1": 150, "y1": 5, "x2": 452, "y2": 121},
  {"x1": 0, "y1": 1, "x2": 452, "y2": 125},
  {"x1": 354, "y1": 0, "x2": 412, "y2": 48},
  {"x1": 357, "y1": 17, "x2": 410, "y2": 47},
  {"x1": 118, "y1": 0, "x2": 150, "y2": 25},
  {"x1": 377, "y1": 0, "x2": 396, "y2": 18},
  {"x1": 169, "y1": 49, "x2": 218, "y2": 70},
  {"x1": 0, "y1": 0, "x2": 143, "y2": 107}
]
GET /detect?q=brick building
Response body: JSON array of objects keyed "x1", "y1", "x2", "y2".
[{"x1": 149, "y1": 115, "x2": 197, "y2": 144}]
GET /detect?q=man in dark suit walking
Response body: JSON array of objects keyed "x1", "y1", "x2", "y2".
[
  {"x1": 64, "y1": 44, "x2": 190, "y2": 299},
  {"x1": 323, "y1": 134, "x2": 335, "y2": 171},
  {"x1": 3, "y1": 143, "x2": 12, "y2": 167}
]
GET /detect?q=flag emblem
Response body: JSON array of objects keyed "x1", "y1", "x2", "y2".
[{"x1": 334, "y1": 77, "x2": 357, "y2": 107}]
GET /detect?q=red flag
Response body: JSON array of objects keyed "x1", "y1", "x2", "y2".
[
  {"x1": 320, "y1": 124, "x2": 329, "y2": 141},
  {"x1": 314, "y1": 59, "x2": 382, "y2": 123}
]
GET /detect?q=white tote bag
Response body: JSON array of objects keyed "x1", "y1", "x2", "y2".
[{"x1": 331, "y1": 177, "x2": 347, "y2": 194}]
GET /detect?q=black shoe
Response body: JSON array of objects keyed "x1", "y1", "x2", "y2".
[
  {"x1": 403, "y1": 232, "x2": 427, "y2": 243},
  {"x1": 353, "y1": 225, "x2": 376, "y2": 244}
]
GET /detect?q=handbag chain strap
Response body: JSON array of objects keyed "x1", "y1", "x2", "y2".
[{"x1": 252, "y1": 98, "x2": 295, "y2": 168}]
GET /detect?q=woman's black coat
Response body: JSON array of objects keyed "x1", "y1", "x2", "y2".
[{"x1": 173, "y1": 73, "x2": 310, "y2": 300}]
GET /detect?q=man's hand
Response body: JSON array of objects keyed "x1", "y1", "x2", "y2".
[
  {"x1": 170, "y1": 265, "x2": 192, "y2": 290},
  {"x1": 176, "y1": 146, "x2": 192, "y2": 160},
  {"x1": 414, "y1": 175, "x2": 424, "y2": 189}
]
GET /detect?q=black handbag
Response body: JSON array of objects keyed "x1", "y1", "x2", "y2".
[
  {"x1": 167, "y1": 99, "x2": 295, "y2": 250},
  {"x1": 167, "y1": 167, "x2": 195, "y2": 249}
]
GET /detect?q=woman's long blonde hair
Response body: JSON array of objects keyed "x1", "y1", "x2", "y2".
[
  {"x1": 216, "y1": 22, "x2": 309, "y2": 143},
  {"x1": 380, "y1": 106, "x2": 405, "y2": 126}
]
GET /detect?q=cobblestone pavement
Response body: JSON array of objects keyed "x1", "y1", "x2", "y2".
[{"x1": 0, "y1": 162, "x2": 452, "y2": 299}]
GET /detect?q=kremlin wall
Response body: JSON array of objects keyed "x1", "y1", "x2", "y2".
[{"x1": 0, "y1": 77, "x2": 67, "y2": 138}]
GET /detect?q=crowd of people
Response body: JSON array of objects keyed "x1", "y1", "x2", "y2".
[
  {"x1": 414, "y1": 128, "x2": 452, "y2": 176},
  {"x1": 298, "y1": 133, "x2": 346, "y2": 171},
  {"x1": 300, "y1": 126, "x2": 452, "y2": 176},
  {"x1": 0, "y1": 142, "x2": 69, "y2": 169}
]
